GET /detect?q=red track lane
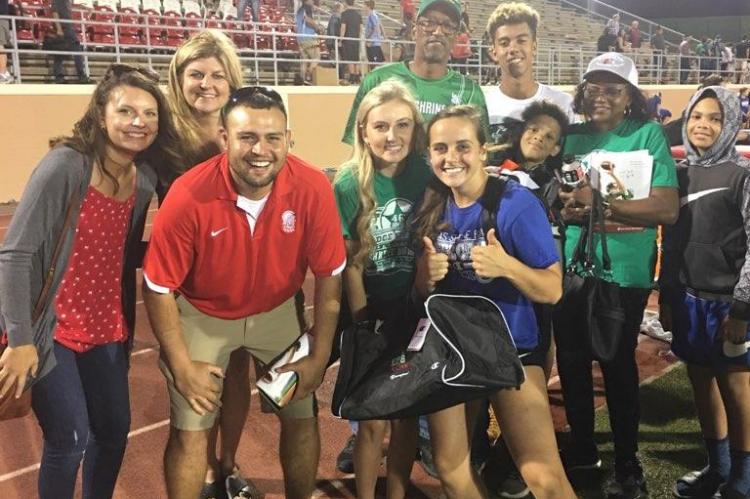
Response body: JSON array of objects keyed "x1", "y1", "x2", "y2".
[{"x1": 0, "y1": 206, "x2": 677, "y2": 498}]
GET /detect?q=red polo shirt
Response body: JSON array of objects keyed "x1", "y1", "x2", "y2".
[{"x1": 143, "y1": 152, "x2": 346, "y2": 319}]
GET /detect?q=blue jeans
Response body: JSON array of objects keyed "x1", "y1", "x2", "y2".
[
  {"x1": 52, "y1": 23, "x2": 86, "y2": 81},
  {"x1": 31, "y1": 341, "x2": 131, "y2": 499}
]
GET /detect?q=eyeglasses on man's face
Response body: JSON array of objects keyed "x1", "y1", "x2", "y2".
[{"x1": 416, "y1": 17, "x2": 459, "y2": 36}]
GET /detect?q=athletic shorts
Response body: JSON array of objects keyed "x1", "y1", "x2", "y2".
[
  {"x1": 341, "y1": 40, "x2": 360, "y2": 63},
  {"x1": 160, "y1": 295, "x2": 316, "y2": 431},
  {"x1": 670, "y1": 291, "x2": 750, "y2": 369},
  {"x1": 299, "y1": 39, "x2": 320, "y2": 60}
]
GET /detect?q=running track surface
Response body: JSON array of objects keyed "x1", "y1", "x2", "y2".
[{"x1": 0, "y1": 205, "x2": 678, "y2": 498}]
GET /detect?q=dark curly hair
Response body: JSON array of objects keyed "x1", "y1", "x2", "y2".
[
  {"x1": 521, "y1": 101, "x2": 569, "y2": 142},
  {"x1": 572, "y1": 79, "x2": 649, "y2": 123}
]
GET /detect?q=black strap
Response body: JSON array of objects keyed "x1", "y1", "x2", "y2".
[
  {"x1": 31, "y1": 189, "x2": 81, "y2": 324},
  {"x1": 479, "y1": 175, "x2": 507, "y2": 237},
  {"x1": 578, "y1": 187, "x2": 612, "y2": 273},
  {"x1": 594, "y1": 190, "x2": 612, "y2": 271}
]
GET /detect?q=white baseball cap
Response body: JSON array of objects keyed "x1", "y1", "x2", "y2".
[{"x1": 583, "y1": 52, "x2": 638, "y2": 86}]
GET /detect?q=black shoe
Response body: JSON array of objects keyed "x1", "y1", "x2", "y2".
[
  {"x1": 335, "y1": 434, "x2": 356, "y2": 474},
  {"x1": 719, "y1": 485, "x2": 748, "y2": 499},
  {"x1": 496, "y1": 465, "x2": 530, "y2": 498},
  {"x1": 560, "y1": 444, "x2": 602, "y2": 472},
  {"x1": 605, "y1": 460, "x2": 648, "y2": 499},
  {"x1": 76, "y1": 76, "x2": 92, "y2": 84},
  {"x1": 417, "y1": 436, "x2": 438, "y2": 478},
  {"x1": 673, "y1": 467, "x2": 725, "y2": 498}
]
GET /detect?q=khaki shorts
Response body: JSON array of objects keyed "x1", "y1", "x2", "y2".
[
  {"x1": 160, "y1": 295, "x2": 316, "y2": 431},
  {"x1": 0, "y1": 21, "x2": 10, "y2": 48},
  {"x1": 299, "y1": 39, "x2": 320, "y2": 60}
]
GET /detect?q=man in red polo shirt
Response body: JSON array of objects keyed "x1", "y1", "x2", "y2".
[{"x1": 142, "y1": 87, "x2": 345, "y2": 499}]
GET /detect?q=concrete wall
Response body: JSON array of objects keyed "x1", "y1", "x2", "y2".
[{"x1": 0, "y1": 83, "x2": 732, "y2": 204}]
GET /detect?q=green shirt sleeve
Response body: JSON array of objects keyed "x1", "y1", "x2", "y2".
[
  {"x1": 645, "y1": 122, "x2": 678, "y2": 188},
  {"x1": 333, "y1": 168, "x2": 359, "y2": 239},
  {"x1": 342, "y1": 74, "x2": 379, "y2": 145}
]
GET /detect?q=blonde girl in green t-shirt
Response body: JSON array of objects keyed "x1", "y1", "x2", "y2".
[{"x1": 333, "y1": 79, "x2": 429, "y2": 499}]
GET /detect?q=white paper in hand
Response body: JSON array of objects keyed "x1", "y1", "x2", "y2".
[{"x1": 256, "y1": 333, "x2": 311, "y2": 410}]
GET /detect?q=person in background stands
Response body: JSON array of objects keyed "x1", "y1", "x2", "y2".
[
  {"x1": 326, "y1": 2, "x2": 344, "y2": 80},
  {"x1": 340, "y1": 0, "x2": 362, "y2": 84},
  {"x1": 450, "y1": 25, "x2": 471, "y2": 75},
  {"x1": 295, "y1": 0, "x2": 322, "y2": 85},
  {"x1": 0, "y1": 0, "x2": 12, "y2": 83},
  {"x1": 400, "y1": 0, "x2": 415, "y2": 36},
  {"x1": 606, "y1": 13, "x2": 620, "y2": 37},
  {"x1": 236, "y1": 0, "x2": 259, "y2": 22},
  {"x1": 680, "y1": 35, "x2": 692, "y2": 84},
  {"x1": 735, "y1": 35, "x2": 749, "y2": 84},
  {"x1": 460, "y1": 0, "x2": 470, "y2": 33},
  {"x1": 650, "y1": 25, "x2": 665, "y2": 81},
  {"x1": 50, "y1": 0, "x2": 89, "y2": 84},
  {"x1": 628, "y1": 22, "x2": 640, "y2": 45},
  {"x1": 364, "y1": 0, "x2": 385, "y2": 66}
]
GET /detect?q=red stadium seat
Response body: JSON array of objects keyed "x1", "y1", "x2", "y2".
[{"x1": 89, "y1": 4, "x2": 116, "y2": 46}]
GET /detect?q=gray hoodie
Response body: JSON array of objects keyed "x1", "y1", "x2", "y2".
[{"x1": 661, "y1": 86, "x2": 750, "y2": 319}]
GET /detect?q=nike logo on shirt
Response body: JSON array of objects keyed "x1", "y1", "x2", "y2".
[
  {"x1": 680, "y1": 187, "x2": 729, "y2": 207},
  {"x1": 210, "y1": 228, "x2": 228, "y2": 237}
]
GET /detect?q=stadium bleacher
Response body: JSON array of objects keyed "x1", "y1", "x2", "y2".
[{"x1": 4, "y1": 0, "x2": 683, "y2": 85}]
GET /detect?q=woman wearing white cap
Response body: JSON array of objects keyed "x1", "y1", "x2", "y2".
[{"x1": 554, "y1": 52, "x2": 679, "y2": 498}]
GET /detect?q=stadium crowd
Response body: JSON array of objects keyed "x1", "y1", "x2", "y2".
[{"x1": 0, "y1": 1, "x2": 750, "y2": 499}]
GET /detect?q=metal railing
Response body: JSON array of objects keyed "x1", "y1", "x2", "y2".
[{"x1": 1, "y1": 13, "x2": 747, "y2": 86}]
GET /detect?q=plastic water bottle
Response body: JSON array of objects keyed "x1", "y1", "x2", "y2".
[{"x1": 561, "y1": 155, "x2": 585, "y2": 190}]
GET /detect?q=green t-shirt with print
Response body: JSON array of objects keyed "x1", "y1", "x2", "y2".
[
  {"x1": 341, "y1": 61, "x2": 489, "y2": 145},
  {"x1": 333, "y1": 153, "x2": 431, "y2": 301},
  {"x1": 563, "y1": 119, "x2": 678, "y2": 288}
]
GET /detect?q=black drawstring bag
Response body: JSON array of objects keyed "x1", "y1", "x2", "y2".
[
  {"x1": 560, "y1": 189, "x2": 626, "y2": 363},
  {"x1": 331, "y1": 293, "x2": 525, "y2": 421}
]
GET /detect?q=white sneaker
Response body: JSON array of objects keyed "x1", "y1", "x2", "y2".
[
  {"x1": 0, "y1": 72, "x2": 14, "y2": 83},
  {"x1": 640, "y1": 311, "x2": 672, "y2": 343}
]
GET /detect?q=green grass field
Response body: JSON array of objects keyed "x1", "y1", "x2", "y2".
[
  {"x1": 487, "y1": 362, "x2": 709, "y2": 498},
  {"x1": 572, "y1": 363, "x2": 706, "y2": 498}
]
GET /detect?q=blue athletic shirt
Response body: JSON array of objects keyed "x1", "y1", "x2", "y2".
[{"x1": 434, "y1": 180, "x2": 559, "y2": 350}]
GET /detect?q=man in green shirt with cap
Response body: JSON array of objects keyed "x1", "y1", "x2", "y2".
[{"x1": 341, "y1": 0, "x2": 488, "y2": 145}]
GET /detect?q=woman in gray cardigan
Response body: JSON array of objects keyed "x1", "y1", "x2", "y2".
[{"x1": 0, "y1": 64, "x2": 179, "y2": 499}]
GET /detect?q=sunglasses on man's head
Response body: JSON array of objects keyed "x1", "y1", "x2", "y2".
[
  {"x1": 228, "y1": 86, "x2": 284, "y2": 106},
  {"x1": 223, "y1": 86, "x2": 286, "y2": 118},
  {"x1": 105, "y1": 63, "x2": 161, "y2": 83}
]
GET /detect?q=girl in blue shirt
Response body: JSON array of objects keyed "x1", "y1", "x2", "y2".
[{"x1": 411, "y1": 105, "x2": 575, "y2": 499}]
